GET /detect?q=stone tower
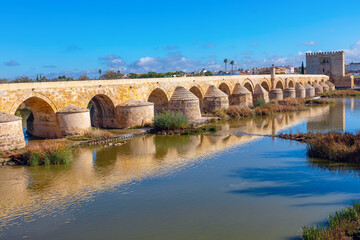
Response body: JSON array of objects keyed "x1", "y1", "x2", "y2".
[{"x1": 306, "y1": 51, "x2": 353, "y2": 88}]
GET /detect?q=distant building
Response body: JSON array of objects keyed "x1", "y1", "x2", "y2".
[{"x1": 345, "y1": 62, "x2": 360, "y2": 72}]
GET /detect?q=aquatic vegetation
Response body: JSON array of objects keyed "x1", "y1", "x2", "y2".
[
  {"x1": 226, "y1": 106, "x2": 253, "y2": 118},
  {"x1": 322, "y1": 89, "x2": 360, "y2": 98},
  {"x1": 254, "y1": 97, "x2": 266, "y2": 107},
  {"x1": 83, "y1": 128, "x2": 112, "y2": 139},
  {"x1": 302, "y1": 202, "x2": 360, "y2": 240},
  {"x1": 153, "y1": 111, "x2": 188, "y2": 130},
  {"x1": 306, "y1": 98, "x2": 335, "y2": 105},
  {"x1": 25, "y1": 141, "x2": 73, "y2": 166}
]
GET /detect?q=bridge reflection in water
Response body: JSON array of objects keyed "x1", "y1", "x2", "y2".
[{"x1": 0, "y1": 104, "x2": 342, "y2": 228}]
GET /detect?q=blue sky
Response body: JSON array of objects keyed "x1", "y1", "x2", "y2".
[{"x1": 1, "y1": 0, "x2": 360, "y2": 79}]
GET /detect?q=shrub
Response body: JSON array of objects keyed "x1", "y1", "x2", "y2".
[
  {"x1": 255, "y1": 97, "x2": 266, "y2": 107},
  {"x1": 153, "y1": 111, "x2": 188, "y2": 130},
  {"x1": 227, "y1": 106, "x2": 253, "y2": 118},
  {"x1": 302, "y1": 202, "x2": 360, "y2": 240},
  {"x1": 213, "y1": 109, "x2": 227, "y2": 119},
  {"x1": 83, "y1": 128, "x2": 112, "y2": 139}
]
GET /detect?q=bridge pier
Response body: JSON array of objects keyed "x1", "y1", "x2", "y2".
[
  {"x1": 284, "y1": 88, "x2": 296, "y2": 99},
  {"x1": 168, "y1": 86, "x2": 202, "y2": 120},
  {"x1": 304, "y1": 83, "x2": 315, "y2": 97},
  {"x1": 269, "y1": 89, "x2": 283, "y2": 100},
  {"x1": 312, "y1": 82, "x2": 324, "y2": 94},
  {"x1": 203, "y1": 85, "x2": 229, "y2": 112},
  {"x1": 253, "y1": 84, "x2": 269, "y2": 104},
  {"x1": 56, "y1": 105, "x2": 91, "y2": 137},
  {"x1": 229, "y1": 83, "x2": 253, "y2": 107},
  {"x1": 320, "y1": 82, "x2": 329, "y2": 92},
  {"x1": 0, "y1": 112, "x2": 26, "y2": 151},
  {"x1": 116, "y1": 99, "x2": 154, "y2": 128},
  {"x1": 295, "y1": 83, "x2": 306, "y2": 98}
]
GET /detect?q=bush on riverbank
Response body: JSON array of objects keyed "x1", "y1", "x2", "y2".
[
  {"x1": 302, "y1": 202, "x2": 360, "y2": 240},
  {"x1": 153, "y1": 111, "x2": 188, "y2": 130},
  {"x1": 25, "y1": 142, "x2": 73, "y2": 166},
  {"x1": 322, "y1": 89, "x2": 360, "y2": 98},
  {"x1": 307, "y1": 132, "x2": 360, "y2": 163}
]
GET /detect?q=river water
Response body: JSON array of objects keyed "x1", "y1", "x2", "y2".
[{"x1": 1, "y1": 98, "x2": 360, "y2": 240}]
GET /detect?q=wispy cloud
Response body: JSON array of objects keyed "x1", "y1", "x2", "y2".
[
  {"x1": 251, "y1": 41, "x2": 259, "y2": 46},
  {"x1": 342, "y1": 40, "x2": 360, "y2": 62},
  {"x1": 66, "y1": 45, "x2": 81, "y2": 52},
  {"x1": 42, "y1": 65, "x2": 56, "y2": 68},
  {"x1": 164, "y1": 45, "x2": 178, "y2": 50},
  {"x1": 302, "y1": 41, "x2": 320, "y2": 46},
  {"x1": 241, "y1": 51, "x2": 253, "y2": 55},
  {"x1": 201, "y1": 43, "x2": 216, "y2": 48},
  {"x1": 4, "y1": 60, "x2": 19, "y2": 66}
]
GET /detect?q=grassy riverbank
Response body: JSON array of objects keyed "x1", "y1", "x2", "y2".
[
  {"x1": 215, "y1": 98, "x2": 333, "y2": 119},
  {"x1": 302, "y1": 202, "x2": 360, "y2": 240},
  {"x1": 10, "y1": 141, "x2": 74, "y2": 166},
  {"x1": 322, "y1": 89, "x2": 360, "y2": 98},
  {"x1": 276, "y1": 132, "x2": 360, "y2": 163}
]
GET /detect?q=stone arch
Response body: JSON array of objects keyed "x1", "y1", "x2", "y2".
[
  {"x1": 88, "y1": 94, "x2": 117, "y2": 128},
  {"x1": 260, "y1": 80, "x2": 270, "y2": 92},
  {"x1": 243, "y1": 80, "x2": 254, "y2": 94},
  {"x1": 189, "y1": 85, "x2": 204, "y2": 111},
  {"x1": 275, "y1": 80, "x2": 284, "y2": 90},
  {"x1": 10, "y1": 92, "x2": 58, "y2": 115},
  {"x1": 288, "y1": 79, "x2": 295, "y2": 88},
  {"x1": 218, "y1": 83, "x2": 231, "y2": 95},
  {"x1": 147, "y1": 88, "x2": 169, "y2": 113},
  {"x1": 12, "y1": 95, "x2": 57, "y2": 138}
]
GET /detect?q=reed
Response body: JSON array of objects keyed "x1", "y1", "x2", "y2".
[
  {"x1": 25, "y1": 141, "x2": 73, "y2": 166},
  {"x1": 153, "y1": 111, "x2": 188, "y2": 130},
  {"x1": 302, "y1": 202, "x2": 360, "y2": 240},
  {"x1": 322, "y1": 89, "x2": 360, "y2": 98}
]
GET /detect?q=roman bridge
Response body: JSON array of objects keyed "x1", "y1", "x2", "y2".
[{"x1": 0, "y1": 74, "x2": 330, "y2": 150}]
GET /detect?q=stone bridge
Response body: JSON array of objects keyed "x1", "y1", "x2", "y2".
[{"x1": 0, "y1": 73, "x2": 330, "y2": 150}]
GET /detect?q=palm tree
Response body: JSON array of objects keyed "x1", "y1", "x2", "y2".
[
  {"x1": 224, "y1": 59, "x2": 228, "y2": 72},
  {"x1": 230, "y1": 60, "x2": 235, "y2": 74},
  {"x1": 98, "y1": 69, "x2": 102, "y2": 79}
]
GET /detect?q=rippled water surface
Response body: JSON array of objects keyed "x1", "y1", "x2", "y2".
[{"x1": 1, "y1": 98, "x2": 360, "y2": 240}]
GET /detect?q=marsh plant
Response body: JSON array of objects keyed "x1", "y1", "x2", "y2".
[
  {"x1": 26, "y1": 141, "x2": 73, "y2": 166},
  {"x1": 153, "y1": 111, "x2": 188, "y2": 130}
]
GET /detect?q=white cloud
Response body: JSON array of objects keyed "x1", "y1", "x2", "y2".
[
  {"x1": 343, "y1": 40, "x2": 360, "y2": 62},
  {"x1": 303, "y1": 41, "x2": 320, "y2": 46}
]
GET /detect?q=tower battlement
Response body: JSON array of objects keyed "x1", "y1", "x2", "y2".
[{"x1": 306, "y1": 51, "x2": 344, "y2": 56}]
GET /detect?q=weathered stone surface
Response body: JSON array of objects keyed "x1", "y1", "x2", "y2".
[
  {"x1": 284, "y1": 88, "x2": 296, "y2": 99},
  {"x1": 253, "y1": 84, "x2": 269, "y2": 104},
  {"x1": 56, "y1": 105, "x2": 91, "y2": 137},
  {"x1": 326, "y1": 81, "x2": 336, "y2": 91},
  {"x1": 229, "y1": 83, "x2": 253, "y2": 107},
  {"x1": 203, "y1": 85, "x2": 229, "y2": 112},
  {"x1": 320, "y1": 82, "x2": 330, "y2": 92},
  {"x1": 312, "y1": 82, "x2": 324, "y2": 94},
  {"x1": 0, "y1": 112, "x2": 26, "y2": 151},
  {"x1": 269, "y1": 89, "x2": 283, "y2": 100},
  {"x1": 304, "y1": 83, "x2": 315, "y2": 97},
  {"x1": 168, "y1": 86, "x2": 201, "y2": 120},
  {"x1": 295, "y1": 83, "x2": 306, "y2": 98},
  {"x1": 116, "y1": 99, "x2": 154, "y2": 128}
]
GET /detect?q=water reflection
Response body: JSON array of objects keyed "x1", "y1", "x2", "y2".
[{"x1": 2, "y1": 99, "x2": 360, "y2": 239}]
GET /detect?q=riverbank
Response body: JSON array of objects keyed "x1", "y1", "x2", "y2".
[
  {"x1": 322, "y1": 89, "x2": 360, "y2": 98},
  {"x1": 272, "y1": 132, "x2": 360, "y2": 163},
  {"x1": 302, "y1": 202, "x2": 360, "y2": 240}
]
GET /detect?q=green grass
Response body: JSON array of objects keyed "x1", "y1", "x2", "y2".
[
  {"x1": 302, "y1": 202, "x2": 360, "y2": 240},
  {"x1": 26, "y1": 141, "x2": 73, "y2": 166},
  {"x1": 153, "y1": 111, "x2": 188, "y2": 130},
  {"x1": 255, "y1": 97, "x2": 266, "y2": 107}
]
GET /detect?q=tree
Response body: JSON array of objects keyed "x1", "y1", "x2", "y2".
[
  {"x1": 224, "y1": 59, "x2": 228, "y2": 71},
  {"x1": 78, "y1": 75, "x2": 90, "y2": 80},
  {"x1": 103, "y1": 70, "x2": 124, "y2": 80},
  {"x1": 230, "y1": 60, "x2": 235, "y2": 74},
  {"x1": 98, "y1": 69, "x2": 102, "y2": 79},
  {"x1": 0, "y1": 78, "x2": 8, "y2": 83},
  {"x1": 301, "y1": 61, "x2": 305, "y2": 74},
  {"x1": 129, "y1": 73, "x2": 139, "y2": 79}
]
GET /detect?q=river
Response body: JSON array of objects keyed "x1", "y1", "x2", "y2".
[{"x1": 1, "y1": 98, "x2": 360, "y2": 239}]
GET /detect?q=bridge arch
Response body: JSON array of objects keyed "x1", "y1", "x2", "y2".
[
  {"x1": 88, "y1": 94, "x2": 117, "y2": 128},
  {"x1": 147, "y1": 87, "x2": 169, "y2": 113},
  {"x1": 218, "y1": 83, "x2": 231, "y2": 95},
  {"x1": 12, "y1": 94, "x2": 58, "y2": 138},
  {"x1": 10, "y1": 92, "x2": 58, "y2": 115},
  {"x1": 275, "y1": 80, "x2": 285, "y2": 90},
  {"x1": 288, "y1": 78, "x2": 295, "y2": 88},
  {"x1": 260, "y1": 80, "x2": 271, "y2": 92},
  {"x1": 243, "y1": 79, "x2": 254, "y2": 93},
  {"x1": 189, "y1": 85, "x2": 204, "y2": 111}
]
